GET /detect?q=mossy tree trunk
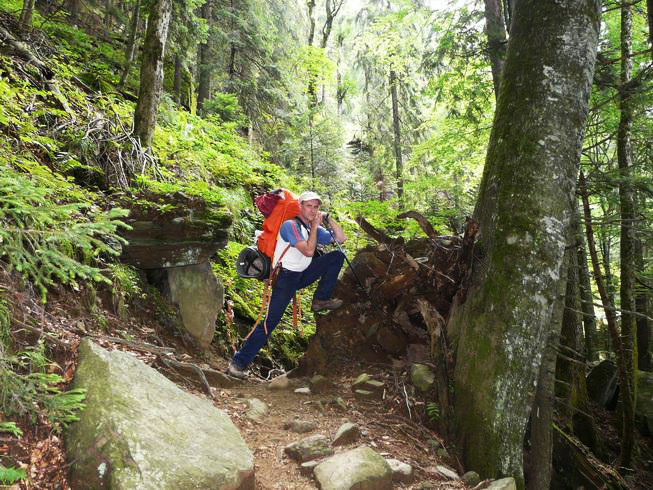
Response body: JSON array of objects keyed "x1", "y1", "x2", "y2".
[
  {"x1": 133, "y1": 0, "x2": 172, "y2": 148},
  {"x1": 19, "y1": 0, "x2": 35, "y2": 29},
  {"x1": 389, "y1": 69, "x2": 403, "y2": 205},
  {"x1": 635, "y1": 237, "x2": 651, "y2": 371},
  {"x1": 483, "y1": 0, "x2": 507, "y2": 98},
  {"x1": 197, "y1": 0, "x2": 213, "y2": 115},
  {"x1": 446, "y1": 1, "x2": 601, "y2": 486},
  {"x1": 119, "y1": 0, "x2": 141, "y2": 89},
  {"x1": 616, "y1": 1, "x2": 636, "y2": 469}
]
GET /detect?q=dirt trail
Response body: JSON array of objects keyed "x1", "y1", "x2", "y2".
[{"x1": 210, "y1": 365, "x2": 466, "y2": 490}]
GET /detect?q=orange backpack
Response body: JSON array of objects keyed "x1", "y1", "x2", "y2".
[{"x1": 256, "y1": 189, "x2": 301, "y2": 260}]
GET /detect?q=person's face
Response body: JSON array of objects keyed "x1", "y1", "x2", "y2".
[{"x1": 300, "y1": 199, "x2": 321, "y2": 222}]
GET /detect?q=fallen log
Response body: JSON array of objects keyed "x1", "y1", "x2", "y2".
[{"x1": 397, "y1": 210, "x2": 439, "y2": 240}]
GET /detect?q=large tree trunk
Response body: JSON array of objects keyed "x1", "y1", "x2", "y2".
[
  {"x1": 483, "y1": 0, "x2": 508, "y2": 98},
  {"x1": 617, "y1": 1, "x2": 636, "y2": 469},
  {"x1": 133, "y1": 0, "x2": 172, "y2": 148},
  {"x1": 67, "y1": 0, "x2": 81, "y2": 23},
  {"x1": 447, "y1": 1, "x2": 601, "y2": 486},
  {"x1": 119, "y1": 0, "x2": 142, "y2": 89},
  {"x1": 197, "y1": 0, "x2": 213, "y2": 115},
  {"x1": 19, "y1": 0, "x2": 36, "y2": 29},
  {"x1": 389, "y1": 69, "x2": 403, "y2": 204},
  {"x1": 576, "y1": 201, "x2": 598, "y2": 361}
]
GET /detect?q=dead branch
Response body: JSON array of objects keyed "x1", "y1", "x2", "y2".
[
  {"x1": 157, "y1": 355, "x2": 213, "y2": 396},
  {"x1": 91, "y1": 335, "x2": 174, "y2": 355},
  {"x1": 397, "y1": 210, "x2": 439, "y2": 240},
  {"x1": 356, "y1": 216, "x2": 395, "y2": 245}
]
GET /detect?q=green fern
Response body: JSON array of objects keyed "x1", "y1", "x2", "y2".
[
  {"x1": 0, "y1": 170, "x2": 130, "y2": 302},
  {"x1": 0, "y1": 421, "x2": 22, "y2": 437},
  {"x1": 426, "y1": 401, "x2": 441, "y2": 422},
  {"x1": 0, "y1": 465, "x2": 26, "y2": 485}
]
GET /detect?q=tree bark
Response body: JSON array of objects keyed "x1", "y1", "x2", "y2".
[
  {"x1": 306, "y1": 0, "x2": 317, "y2": 107},
  {"x1": 389, "y1": 69, "x2": 403, "y2": 204},
  {"x1": 197, "y1": 0, "x2": 212, "y2": 115},
  {"x1": 119, "y1": 0, "x2": 141, "y2": 89},
  {"x1": 635, "y1": 237, "x2": 651, "y2": 371},
  {"x1": 617, "y1": 1, "x2": 636, "y2": 468},
  {"x1": 576, "y1": 200, "x2": 598, "y2": 361},
  {"x1": 133, "y1": 0, "x2": 172, "y2": 148},
  {"x1": 19, "y1": 0, "x2": 36, "y2": 29},
  {"x1": 67, "y1": 0, "x2": 81, "y2": 23},
  {"x1": 483, "y1": 0, "x2": 508, "y2": 98},
  {"x1": 648, "y1": 0, "x2": 653, "y2": 61},
  {"x1": 173, "y1": 52, "x2": 182, "y2": 105},
  {"x1": 447, "y1": 1, "x2": 601, "y2": 486}
]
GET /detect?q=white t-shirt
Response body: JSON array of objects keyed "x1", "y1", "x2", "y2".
[{"x1": 272, "y1": 219, "x2": 333, "y2": 272}]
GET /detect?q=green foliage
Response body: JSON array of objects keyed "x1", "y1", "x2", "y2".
[
  {"x1": 426, "y1": 401, "x2": 440, "y2": 422},
  {"x1": 0, "y1": 342, "x2": 86, "y2": 430},
  {"x1": 0, "y1": 169, "x2": 129, "y2": 302},
  {"x1": 108, "y1": 263, "x2": 145, "y2": 319},
  {"x1": 202, "y1": 93, "x2": 248, "y2": 125},
  {"x1": 0, "y1": 294, "x2": 10, "y2": 350},
  {"x1": 0, "y1": 465, "x2": 26, "y2": 485},
  {"x1": 0, "y1": 421, "x2": 22, "y2": 437}
]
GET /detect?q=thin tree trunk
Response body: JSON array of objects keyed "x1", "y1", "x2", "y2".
[
  {"x1": 576, "y1": 200, "x2": 598, "y2": 361},
  {"x1": 173, "y1": 52, "x2": 182, "y2": 104},
  {"x1": 579, "y1": 171, "x2": 633, "y2": 468},
  {"x1": 306, "y1": 0, "x2": 317, "y2": 107},
  {"x1": 617, "y1": 1, "x2": 636, "y2": 468},
  {"x1": 197, "y1": 1, "x2": 212, "y2": 115},
  {"x1": 133, "y1": 0, "x2": 172, "y2": 148},
  {"x1": 635, "y1": 237, "x2": 651, "y2": 371},
  {"x1": 105, "y1": 0, "x2": 113, "y2": 33},
  {"x1": 389, "y1": 69, "x2": 403, "y2": 204},
  {"x1": 483, "y1": 0, "x2": 508, "y2": 98},
  {"x1": 67, "y1": 0, "x2": 81, "y2": 23},
  {"x1": 119, "y1": 0, "x2": 141, "y2": 89},
  {"x1": 19, "y1": 0, "x2": 36, "y2": 29},
  {"x1": 447, "y1": 1, "x2": 601, "y2": 485},
  {"x1": 648, "y1": 0, "x2": 653, "y2": 61}
]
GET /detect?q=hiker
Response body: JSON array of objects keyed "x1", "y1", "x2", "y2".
[{"x1": 227, "y1": 191, "x2": 346, "y2": 379}]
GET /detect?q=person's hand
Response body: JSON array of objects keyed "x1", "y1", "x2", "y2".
[{"x1": 310, "y1": 211, "x2": 323, "y2": 228}]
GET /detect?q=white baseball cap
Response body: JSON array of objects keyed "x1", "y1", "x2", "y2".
[{"x1": 298, "y1": 191, "x2": 322, "y2": 204}]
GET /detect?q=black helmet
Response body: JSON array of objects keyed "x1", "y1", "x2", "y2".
[{"x1": 235, "y1": 246, "x2": 270, "y2": 280}]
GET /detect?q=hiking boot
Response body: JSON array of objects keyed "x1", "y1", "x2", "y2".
[
  {"x1": 226, "y1": 361, "x2": 247, "y2": 379},
  {"x1": 311, "y1": 297, "x2": 343, "y2": 312}
]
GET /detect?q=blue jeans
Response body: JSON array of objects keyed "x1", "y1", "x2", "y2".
[{"x1": 232, "y1": 250, "x2": 345, "y2": 369}]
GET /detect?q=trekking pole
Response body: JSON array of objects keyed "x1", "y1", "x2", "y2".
[{"x1": 323, "y1": 214, "x2": 366, "y2": 292}]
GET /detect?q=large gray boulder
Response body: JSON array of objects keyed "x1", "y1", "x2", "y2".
[
  {"x1": 586, "y1": 360, "x2": 618, "y2": 408},
  {"x1": 166, "y1": 261, "x2": 223, "y2": 349},
  {"x1": 65, "y1": 339, "x2": 254, "y2": 489},
  {"x1": 313, "y1": 446, "x2": 392, "y2": 490}
]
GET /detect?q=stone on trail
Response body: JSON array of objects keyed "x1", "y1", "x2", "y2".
[
  {"x1": 267, "y1": 374, "x2": 292, "y2": 390},
  {"x1": 486, "y1": 477, "x2": 517, "y2": 490},
  {"x1": 410, "y1": 363, "x2": 435, "y2": 392},
  {"x1": 462, "y1": 470, "x2": 481, "y2": 486},
  {"x1": 283, "y1": 419, "x2": 318, "y2": 434},
  {"x1": 300, "y1": 460, "x2": 320, "y2": 476},
  {"x1": 309, "y1": 374, "x2": 332, "y2": 394},
  {"x1": 245, "y1": 398, "x2": 268, "y2": 423},
  {"x1": 294, "y1": 387, "x2": 311, "y2": 395},
  {"x1": 284, "y1": 434, "x2": 334, "y2": 462},
  {"x1": 435, "y1": 464, "x2": 459, "y2": 480},
  {"x1": 353, "y1": 389, "x2": 380, "y2": 400},
  {"x1": 65, "y1": 339, "x2": 254, "y2": 489},
  {"x1": 313, "y1": 446, "x2": 392, "y2": 490},
  {"x1": 332, "y1": 422, "x2": 361, "y2": 446},
  {"x1": 385, "y1": 458, "x2": 413, "y2": 483}
]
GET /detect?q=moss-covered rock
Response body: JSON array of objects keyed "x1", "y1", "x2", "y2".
[
  {"x1": 314, "y1": 446, "x2": 392, "y2": 490},
  {"x1": 65, "y1": 339, "x2": 254, "y2": 489}
]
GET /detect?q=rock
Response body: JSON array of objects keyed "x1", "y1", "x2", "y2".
[
  {"x1": 375, "y1": 325, "x2": 408, "y2": 355},
  {"x1": 119, "y1": 191, "x2": 231, "y2": 269},
  {"x1": 487, "y1": 477, "x2": 517, "y2": 490},
  {"x1": 309, "y1": 374, "x2": 332, "y2": 394},
  {"x1": 386, "y1": 458, "x2": 413, "y2": 482},
  {"x1": 586, "y1": 360, "x2": 619, "y2": 408},
  {"x1": 268, "y1": 374, "x2": 292, "y2": 390},
  {"x1": 436, "y1": 465, "x2": 459, "y2": 480},
  {"x1": 299, "y1": 460, "x2": 320, "y2": 476},
  {"x1": 636, "y1": 370, "x2": 653, "y2": 435},
  {"x1": 314, "y1": 446, "x2": 392, "y2": 490},
  {"x1": 353, "y1": 389, "x2": 379, "y2": 400},
  {"x1": 332, "y1": 422, "x2": 361, "y2": 446},
  {"x1": 284, "y1": 435, "x2": 333, "y2": 462},
  {"x1": 294, "y1": 387, "x2": 311, "y2": 395},
  {"x1": 410, "y1": 363, "x2": 435, "y2": 392},
  {"x1": 246, "y1": 398, "x2": 268, "y2": 423},
  {"x1": 351, "y1": 374, "x2": 385, "y2": 395},
  {"x1": 329, "y1": 396, "x2": 348, "y2": 411},
  {"x1": 203, "y1": 368, "x2": 238, "y2": 388},
  {"x1": 65, "y1": 339, "x2": 254, "y2": 489},
  {"x1": 283, "y1": 419, "x2": 318, "y2": 434},
  {"x1": 413, "y1": 482, "x2": 437, "y2": 490},
  {"x1": 166, "y1": 261, "x2": 223, "y2": 349},
  {"x1": 462, "y1": 471, "x2": 481, "y2": 486}
]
